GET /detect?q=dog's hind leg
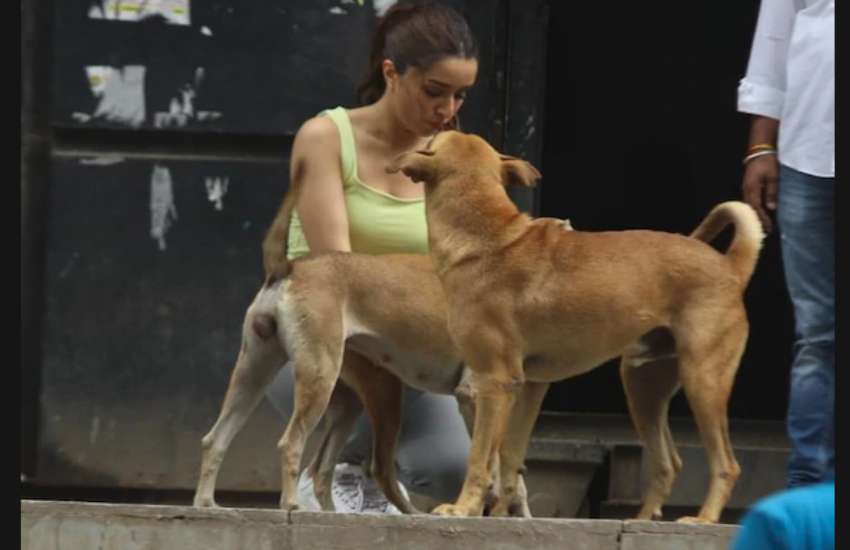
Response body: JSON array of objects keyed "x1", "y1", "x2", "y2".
[
  {"x1": 621, "y1": 353, "x2": 682, "y2": 521},
  {"x1": 674, "y1": 313, "x2": 747, "y2": 524},
  {"x1": 306, "y1": 378, "x2": 363, "y2": 511},
  {"x1": 341, "y1": 350, "x2": 421, "y2": 514},
  {"x1": 194, "y1": 312, "x2": 285, "y2": 508},
  {"x1": 277, "y1": 336, "x2": 344, "y2": 511}
]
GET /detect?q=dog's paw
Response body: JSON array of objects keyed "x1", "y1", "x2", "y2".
[
  {"x1": 488, "y1": 500, "x2": 513, "y2": 518},
  {"x1": 279, "y1": 500, "x2": 300, "y2": 512},
  {"x1": 192, "y1": 497, "x2": 219, "y2": 508},
  {"x1": 676, "y1": 515, "x2": 713, "y2": 525},
  {"x1": 431, "y1": 503, "x2": 469, "y2": 517}
]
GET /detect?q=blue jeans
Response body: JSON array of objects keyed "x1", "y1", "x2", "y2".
[{"x1": 776, "y1": 164, "x2": 835, "y2": 487}]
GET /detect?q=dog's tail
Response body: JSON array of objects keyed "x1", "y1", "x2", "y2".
[
  {"x1": 690, "y1": 201, "x2": 765, "y2": 287},
  {"x1": 261, "y1": 178, "x2": 301, "y2": 287}
]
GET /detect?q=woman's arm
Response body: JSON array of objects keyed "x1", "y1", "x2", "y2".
[{"x1": 289, "y1": 116, "x2": 352, "y2": 253}]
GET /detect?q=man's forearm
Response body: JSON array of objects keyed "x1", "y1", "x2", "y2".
[{"x1": 747, "y1": 115, "x2": 780, "y2": 148}]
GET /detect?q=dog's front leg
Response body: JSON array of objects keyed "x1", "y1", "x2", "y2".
[
  {"x1": 433, "y1": 360, "x2": 523, "y2": 517},
  {"x1": 455, "y1": 370, "x2": 501, "y2": 515},
  {"x1": 490, "y1": 381, "x2": 549, "y2": 518},
  {"x1": 455, "y1": 374, "x2": 542, "y2": 518}
]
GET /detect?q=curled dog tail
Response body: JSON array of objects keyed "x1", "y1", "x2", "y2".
[
  {"x1": 261, "y1": 179, "x2": 301, "y2": 287},
  {"x1": 690, "y1": 201, "x2": 765, "y2": 287}
]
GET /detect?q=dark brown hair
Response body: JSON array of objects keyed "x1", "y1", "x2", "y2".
[{"x1": 357, "y1": 2, "x2": 479, "y2": 119}]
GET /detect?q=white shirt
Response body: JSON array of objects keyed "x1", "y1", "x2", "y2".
[{"x1": 737, "y1": 0, "x2": 834, "y2": 177}]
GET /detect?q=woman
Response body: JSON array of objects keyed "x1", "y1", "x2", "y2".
[{"x1": 264, "y1": 2, "x2": 479, "y2": 513}]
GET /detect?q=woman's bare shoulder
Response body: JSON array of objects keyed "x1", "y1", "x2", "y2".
[{"x1": 293, "y1": 114, "x2": 339, "y2": 152}]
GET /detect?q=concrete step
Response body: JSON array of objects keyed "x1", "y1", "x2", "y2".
[
  {"x1": 523, "y1": 413, "x2": 789, "y2": 520},
  {"x1": 602, "y1": 443, "x2": 789, "y2": 523},
  {"x1": 22, "y1": 412, "x2": 789, "y2": 522},
  {"x1": 531, "y1": 412, "x2": 790, "y2": 449},
  {"x1": 21, "y1": 500, "x2": 740, "y2": 550}
]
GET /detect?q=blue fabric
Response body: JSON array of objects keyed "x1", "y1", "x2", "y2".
[
  {"x1": 776, "y1": 164, "x2": 835, "y2": 487},
  {"x1": 729, "y1": 478, "x2": 834, "y2": 550}
]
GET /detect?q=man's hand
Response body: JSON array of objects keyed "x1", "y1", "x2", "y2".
[
  {"x1": 741, "y1": 115, "x2": 780, "y2": 233},
  {"x1": 742, "y1": 154, "x2": 779, "y2": 233}
]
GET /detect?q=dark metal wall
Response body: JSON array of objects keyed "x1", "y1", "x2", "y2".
[
  {"x1": 21, "y1": 0, "x2": 548, "y2": 490},
  {"x1": 538, "y1": 1, "x2": 795, "y2": 421},
  {"x1": 21, "y1": 0, "x2": 54, "y2": 482},
  {"x1": 24, "y1": 0, "x2": 788, "y2": 497}
]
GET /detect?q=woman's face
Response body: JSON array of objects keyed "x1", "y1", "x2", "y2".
[{"x1": 386, "y1": 56, "x2": 479, "y2": 136}]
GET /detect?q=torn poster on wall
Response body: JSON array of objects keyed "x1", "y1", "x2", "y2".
[
  {"x1": 372, "y1": 0, "x2": 397, "y2": 17},
  {"x1": 72, "y1": 65, "x2": 221, "y2": 129},
  {"x1": 150, "y1": 164, "x2": 178, "y2": 251},
  {"x1": 153, "y1": 67, "x2": 222, "y2": 129},
  {"x1": 204, "y1": 177, "x2": 229, "y2": 211},
  {"x1": 345, "y1": 0, "x2": 396, "y2": 16},
  {"x1": 73, "y1": 66, "x2": 147, "y2": 128},
  {"x1": 88, "y1": 0, "x2": 190, "y2": 26}
]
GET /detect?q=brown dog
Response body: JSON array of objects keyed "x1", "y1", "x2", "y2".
[
  {"x1": 388, "y1": 130, "x2": 764, "y2": 523},
  {"x1": 192, "y1": 176, "x2": 555, "y2": 515}
]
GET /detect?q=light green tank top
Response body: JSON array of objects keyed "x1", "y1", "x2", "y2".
[{"x1": 287, "y1": 107, "x2": 429, "y2": 260}]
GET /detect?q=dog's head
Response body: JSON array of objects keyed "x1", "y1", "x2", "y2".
[{"x1": 386, "y1": 130, "x2": 541, "y2": 189}]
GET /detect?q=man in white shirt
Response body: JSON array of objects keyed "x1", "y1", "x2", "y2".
[{"x1": 737, "y1": 0, "x2": 834, "y2": 488}]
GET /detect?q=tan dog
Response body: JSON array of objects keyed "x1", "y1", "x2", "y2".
[
  {"x1": 388, "y1": 130, "x2": 764, "y2": 523},
  {"x1": 192, "y1": 177, "x2": 561, "y2": 515}
]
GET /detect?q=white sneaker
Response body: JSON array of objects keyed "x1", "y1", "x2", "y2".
[
  {"x1": 295, "y1": 470, "x2": 322, "y2": 511},
  {"x1": 361, "y1": 475, "x2": 405, "y2": 515},
  {"x1": 331, "y1": 463, "x2": 365, "y2": 513},
  {"x1": 331, "y1": 463, "x2": 410, "y2": 514}
]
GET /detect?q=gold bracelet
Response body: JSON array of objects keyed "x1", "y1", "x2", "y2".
[{"x1": 747, "y1": 143, "x2": 777, "y2": 153}]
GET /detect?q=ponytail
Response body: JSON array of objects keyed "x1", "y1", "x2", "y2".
[
  {"x1": 356, "y1": 3, "x2": 420, "y2": 105},
  {"x1": 356, "y1": 2, "x2": 478, "y2": 107}
]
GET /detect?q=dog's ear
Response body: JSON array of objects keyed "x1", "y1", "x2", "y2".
[
  {"x1": 386, "y1": 150, "x2": 437, "y2": 183},
  {"x1": 499, "y1": 155, "x2": 541, "y2": 187}
]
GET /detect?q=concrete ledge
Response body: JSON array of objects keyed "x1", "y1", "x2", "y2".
[
  {"x1": 21, "y1": 500, "x2": 739, "y2": 550},
  {"x1": 291, "y1": 511, "x2": 621, "y2": 549},
  {"x1": 621, "y1": 520, "x2": 740, "y2": 550},
  {"x1": 22, "y1": 501, "x2": 292, "y2": 550}
]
